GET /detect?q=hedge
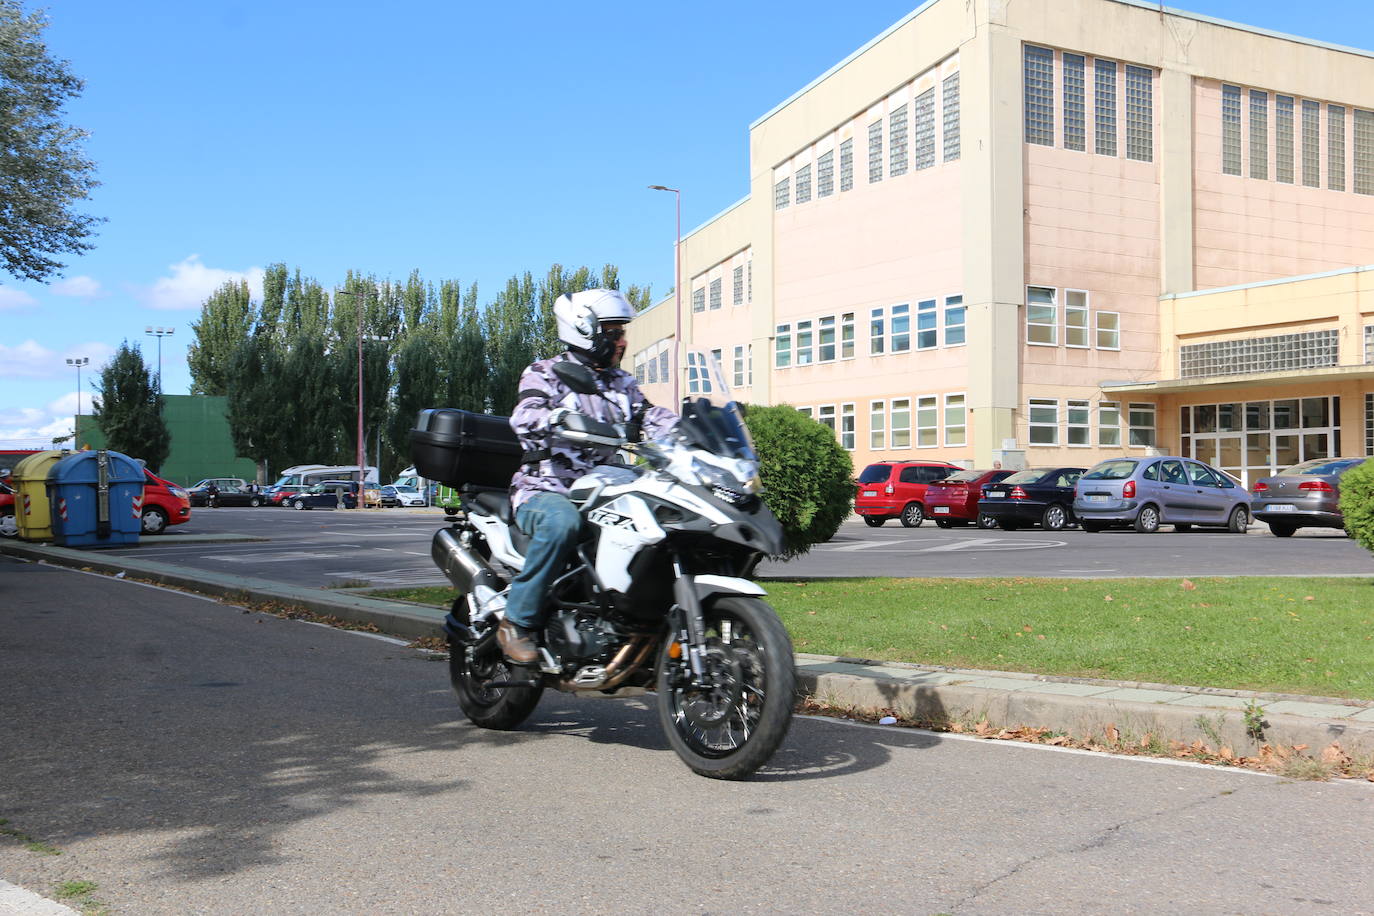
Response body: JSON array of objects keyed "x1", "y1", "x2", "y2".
[{"x1": 743, "y1": 404, "x2": 854, "y2": 560}]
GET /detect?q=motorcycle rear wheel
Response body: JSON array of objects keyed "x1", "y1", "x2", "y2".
[
  {"x1": 448, "y1": 600, "x2": 543, "y2": 730},
  {"x1": 656, "y1": 596, "x2": 796, "y2": 780}
]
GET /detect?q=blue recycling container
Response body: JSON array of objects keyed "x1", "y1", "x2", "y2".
[{"x1": 46, "y1": 450, "x2": 144, "y2": 548}]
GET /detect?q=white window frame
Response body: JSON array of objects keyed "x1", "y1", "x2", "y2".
[
  {"x1": 890, "y1": 398, "x2": 912, "y2": 449},
  {"x1": 890, "y1": 303, "x2": 911, "y2": 353},
  {"x1": 1067, "y1": 399, "x2": 1091, "y2": 446},
  {"x1": 916, "y1": 395, "x2": 939, "y2": 447},
  {"x1": 732, "y1": 345, "x2": 746, "y2": 388},
  {"x1": 1065, "y1": 289, "x2": 1090, "y2": 348},
  {"x1": 1128, "y1": 402, "x2": 1156, "y2": 447},
  {"x1": 840, "y1": 403, "x2": 856, "y2": 450},
  {"x1": 797, "y1": 406, "x2": 814, "y2": 421},
  {"x1": 841, "y1": 312, "x2": 856, "y2": 359},
  {"x1": 774, "y1": 323, "x2": 792, "y2": 369},
  {"x1": 916, "y1": 298, "x2": 938, "y2": 350},
  {"x1": 869, "y1": 307, "x2": 886, "y2": 356},
  {"x1": 943, "y1": 392, "x2": 967, "y2": 447},
  {"x1": 944, "y1": 295, "x2": 965, "y2": 347},
  {"x1": 1096, "y1": 310, "x2": 1120, "y2": 350},
  {"x1": 1027, "y1": 286, "x2": 1058, "y2": 346},
  {"x1": 1098, "y1": 401, "x2": 1122, "y2": 447},
  {"x1": 746, "y1": 344, "x2": 753, "y2": 386},
  {"x1": 869, "y1": 400, "x2": 886, "y2": 450},
  {"x1": 1029, "y1": 398, "x2": 1060, "y2": 445},
  {"x1": 795, "y1": 319, "x2": 814, "y2": 366},
  {"x1": 817, "y1": 315, "x2": 837, "y2": 363},
  {"x1": 818, "y1": 404, "x2": 837, "y2": 437}
]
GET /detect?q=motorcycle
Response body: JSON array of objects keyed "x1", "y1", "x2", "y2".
[{"x1": 411, "y1": 354, "x2": 795, "y2": 779}]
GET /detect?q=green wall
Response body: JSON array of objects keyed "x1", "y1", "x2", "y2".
[{"x1": 76, "y1": 395, "x2": 257, "y2": 487}]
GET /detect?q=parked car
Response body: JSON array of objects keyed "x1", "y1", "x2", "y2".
[
  {"x1": 1073, "y1": 456, "x2": 1250, "y2": 533},
  {"x1": 187, "y1": 477, "x2": 250, "y2": 506},
  {"x1": 923, "y1": 468, "x2": 1016, "y2": 528},
  {"x1": 264, "y1": 484, "x2": 309, "y2": 506},
  {"x1": 379, "y1": 484, "x2": 427, "y2": 508},
  {"x1": 854, "y1": 460, "x2": 962, "y2": 527},
  {"x1": 193, "y1": 484, "x2": 265, "y2": 508},
  {"x1": 1250, "y1": 457, "x2": 1368, "y2": 537},
  {"x1": 977, "y1": 467, "x2": 1086, "y2": 531},
  {"x1": 142, "y1": 469, "x2": 192, "y2": 534},
  {"x1": 0, "y1": 473, "x2": 16, "y2": 538},
  {"x1": 286, "y1": 483, "x2": 341, "y2": 510}
]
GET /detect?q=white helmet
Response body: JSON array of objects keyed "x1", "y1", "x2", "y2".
[{"x1": 554, "y1": 288, "x2": 635, "y2": 351}]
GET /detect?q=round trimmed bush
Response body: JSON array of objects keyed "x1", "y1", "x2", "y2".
[
  {"x1": 742, "y1": 404, "x2": 854, "y2": 559},
  {"x1": 1338, "y1": 458, "x2": 1374, "y2": 555}
]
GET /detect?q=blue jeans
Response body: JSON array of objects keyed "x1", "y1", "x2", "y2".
[{"x1": 503, "y1": 492, "x2": 582, "y2": 629}]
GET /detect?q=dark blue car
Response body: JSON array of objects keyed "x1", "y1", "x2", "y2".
[
  {"x1": 977, "y1": 467, "x2": 1086, "y2": 531},
  {"x1": 284, "y1": 483, "x2": 356, "y2": 510}
]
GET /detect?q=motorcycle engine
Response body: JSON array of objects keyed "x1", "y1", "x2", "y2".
[{"x1": 545, "y1": 610, "x2": 620, "y2": 663}]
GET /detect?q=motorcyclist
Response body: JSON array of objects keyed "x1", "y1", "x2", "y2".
[{"x1": 497, "y1": 288, "x2": 678, "y2": 664}]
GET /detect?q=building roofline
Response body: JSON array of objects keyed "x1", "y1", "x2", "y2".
[
  {"x1": 681, "y1": 194, "x2": 751, "y2": 244},
  {"x1": 1163, "y1": 263, "x2": 1374, "y2": 301}
]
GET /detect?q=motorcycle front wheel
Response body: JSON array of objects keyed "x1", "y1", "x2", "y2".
[
  {"x1": 656, "y1": 596, "x2": 796, "y2": 780},
  {"x1": 448, "y1": 599, "x2": 543, "y2": 730}
]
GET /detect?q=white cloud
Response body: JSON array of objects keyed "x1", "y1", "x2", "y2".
[
  {"x1": 139, "y1": 255, "x2": 265, "y2": 311},
  {"x1": 0, "y1": 340, "x2": 116, "y2": 380},
  {"x1": 50, "y1": 275, "x2": 105, "y2": 298},
  {"x1": 0, "y1": 395, "x2": 81, "y2": 449},
  {"x1": 0, "y1": 287, "x2": 39, "y2": 310}
]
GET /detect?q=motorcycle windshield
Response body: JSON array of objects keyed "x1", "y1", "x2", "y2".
[{"x1": 675, "y1": 350, "x2": 757, "y2": 461}]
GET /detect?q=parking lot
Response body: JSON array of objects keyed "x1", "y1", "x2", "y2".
[{"x1": 95, "y1": 504, "x2": 1374, "y2": 589}]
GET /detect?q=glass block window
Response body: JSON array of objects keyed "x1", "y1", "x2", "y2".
[
  {"x1": 818, "y1": 315, "x2": 836, "y2": 362},
  {"x1": 773, "y1": 176, "x2": 790, "y2": 210},
  {"x1": 692, "y1": 287, "x2": 705, "y2": 313},
  {"x1": 839, "y1": 138, "x2": 854, "y2": 192},
  {"x1": 634, "y1": 356, "x2": 646, "y2": 385},
  {"x1": 709, "y1": 277, "x2": 722, "y2": 311},
  {"x1": 1128, "y1": 403, "x2": 1156, "y2": 447},
  {"x1": 1355, "y1": 108, "x2": 1374, "y2": 196},
  {"x1": 868, "y1": 119, "x2": 884, "y2": 183},
  {"x1": 840, "y1": 403, "x2": 856, "y2": 450},
  {"x1": 658, "y1": 350, "x2": 668, "y2": 383},
  {"x1": 1330, "y1": 105, "x2": 1346, "y2": 191},
  {"x1": 747, "y1": 261, "x2": 752, "y2": 302},
  {"x1": 795, "y1": 319, "x2": 813, "y2": 366},
  {"x1": 774, "y1": 323, "x2": 791, "y2": 368},
  {"x1": 942, "y1": 72, "x2": 961, "y2": 161},
  {"x1": 888, "y1": 104, "x2": 908, "y2": 177},
  {"x1": 916, "y1": 298, "x2": 937, "y2": 349},
  {"x1": 890, "y1": 398, "x2": 912, "y2": 448},
  {"x1": 1367, "y1": 393, "x2": 1373, "y2": 456},
  {"x1": 1027, "y1": 286, "x2": 1057, "y2": 345},
  {"x1": 916, "y1": 396, "x2": 939, "y2": 447},
  {"x1": 914, "y1": 87, "x2": 935, "y2": 170},
  {"x1": 1124, "y1": 65, "x2": 1153, "y2": 162},
  {"x1": 944, "y1": 295, "x2": 965, "y2": 346},
  {"x1": 870, "y1": 401, "x2": 886, "y2": 449},
  {"x1": 1302, "y1": 99, "x2": 1321, "y2": 188},
  {"x1": 1095, "y1": 60, "x2": 1117, "y2": 156},
  {"x1": 1096, "y1": 311, "x2": 1120, "y2": 350},
  {"x1": 1028, "y1": 399, "x2": 1059, "y2": 445},
  {"x1": 1024, "y1": 45, "x2": 1054, "y2": 146},
  {"x1": 1064, "y1": 290, "x2": 1089, "y2": 348},
  {"x1": 794, "y1": 163, "x2": 812, "y2": 205},
  {"x1": 732, "y1": 266, "x2": 743, "y2": 306},
  {"x1": 1249, "y1": 90, "x2": 1268, "y2": 180},
  {"x1": 1275, "y1": 95, "x2": 1294, "y2": 184},
  {"x1": 1067, "y1": 400, "x2": 1091, "y2": 446},
  {"x1": 944, "y1": 393, "x2": 967, "y2": 447},
  {"x1": 890, "y1": 303, "x2": 911, "y2": 353},
  {"x1": 1063, "y1": 53, "x2": 1086, "y2": 151},
  {"x1": 1179, "y1": 330, "x2": 1339, "y2": 378},
  {"x1": 1221, "y1": 85, "x2": 1242, "y2": 175},
  {"x1": 816, "y1": 150, "x2": 834, "y2": 198},
  {"x1": 1098, "y1": 402, "x2": 1122, "y2": 447},
  {"x1": 870, "y1": 307, "x2": 885, "y2": 355},
  {"x1": 840, "y1": 312, "x2": 855, "y2": 359}
]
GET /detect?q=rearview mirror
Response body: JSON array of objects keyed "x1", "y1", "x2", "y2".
[{"x1": 552, "y1": 360, "x2": 599, "y2": 395}]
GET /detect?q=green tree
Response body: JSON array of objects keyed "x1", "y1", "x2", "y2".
[
  {"x1": 1338, "y1": 459, "x2": 1374, "y2": 556},
  {"x1": 225, "y1": 332, "x2": 283, "y2": 480},
  {"x1": 484, "y1": 272, "x2": 537, "y2": 414},
  {"x1": 742, "y1": 404, "x2": 854, "y2": 559},
  {"x1": 386, "y1": 331, "x2": 444, "y2": 473},
  {"x1": 186, "y1": 278, "x2": 255, "y2": 395},
  {"x1": 445, "y1": 284, "x2": 487, "y2": 412},
  {"x1": 0, "y1": 1, "x2": 102, "y2": 282},
  {"x1": 92, "y1": 342, "x2": 170, "y2": 471}
]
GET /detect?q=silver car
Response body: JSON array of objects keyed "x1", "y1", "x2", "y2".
[
  {"x1": 1250, "y1": 457, "x2": 1368, "y2": 537},
  {"x1": 1073, "y1": 456, "x2": 1251, "y2": 533}
]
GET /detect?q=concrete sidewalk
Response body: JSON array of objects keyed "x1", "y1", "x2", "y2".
[{"x1": 4, "y1": 538, "x2": 1372, "y2": 755}]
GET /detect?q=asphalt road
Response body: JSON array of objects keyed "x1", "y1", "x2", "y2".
[
  {"x1": 4, "y1": 558, "x2": 1372, "y2": 915},
  {"x1": 99, "y1": 505, "x2": 1374, "y2": 591}
]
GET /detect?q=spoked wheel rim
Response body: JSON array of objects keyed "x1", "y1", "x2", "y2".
[
  {"x1": 665, "y1": 614, "x2": 769, "y2": 760},
  {"x1": 1137, "y1": 506, "x2": 1160, "y2": 532},
  {"x1": 1043, "y1": 505, "x2": 1067, "y2": 530},
  {"x1": 900, "y1": 503, "x2": 924, "y2": 527}
]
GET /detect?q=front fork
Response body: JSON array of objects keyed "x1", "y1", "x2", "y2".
[{"x1": 670, "y1": 556, "x2": 712, "y2": 684}]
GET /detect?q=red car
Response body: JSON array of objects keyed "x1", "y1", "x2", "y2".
[
  {"x1": 923, "y1": 468, "x2": 1016, "y2": 528},
  {"x1": 141, "y1": 469, "x2": 192, "y2": 534},
  {"x1": 853, "y1": 460, "x2": 961, "y2": 527},
  {"x1": 0, "y1": 476, "x2": 15, "y2": 538}
]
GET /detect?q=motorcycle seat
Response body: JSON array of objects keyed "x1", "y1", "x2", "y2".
[{"x1": 470, "y1": 490, "x2": 513, "y2": 525}]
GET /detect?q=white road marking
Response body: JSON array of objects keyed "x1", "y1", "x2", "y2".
[{"x1": 916, "y1": 538, "x2": 1066, "y2": 552}]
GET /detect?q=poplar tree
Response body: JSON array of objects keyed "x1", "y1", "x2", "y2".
[
  {"x1": 186, "y1": 278, "x2": 255, "y2": 395},
  {"x1": 92, "y1": 342, "x2": 170, "y2": 470}
]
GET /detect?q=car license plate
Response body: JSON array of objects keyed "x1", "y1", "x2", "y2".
[
  {"x1": 1087, "y1": 494, "x2": 1109, "y2": 502},
  {"x1": 985, "y1": 492, "x2": 1004, "y2": 498},
  {"x1": 863, "y1": 491, "x2": 877, "y2": 497},
  {"x1": 1266, "y1": 504, "x2": 1296, "y2": 512},
  {"x1": 933, "y1": 506, "x2": 949, "y2": 514}
]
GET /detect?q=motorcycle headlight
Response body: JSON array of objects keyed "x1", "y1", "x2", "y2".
[{"x1": 691, "y1": 459, "x2": 757, "y2": 506}]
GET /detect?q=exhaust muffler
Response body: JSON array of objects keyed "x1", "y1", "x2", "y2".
[{"x1": 431, "y1": 527, "x2": 502, "y2": 596}]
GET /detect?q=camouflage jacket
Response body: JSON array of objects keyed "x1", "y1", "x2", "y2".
[{"x1": 509, "y1": 353, "x2": 678, "y2": 510}]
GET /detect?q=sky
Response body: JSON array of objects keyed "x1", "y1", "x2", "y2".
[{"x1": 1, "y1": 0, "x2": 1371, "y2": 448}]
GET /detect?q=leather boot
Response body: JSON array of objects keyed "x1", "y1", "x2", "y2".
[{"x1": 496, "y1": 619, "x2": 538, "y2": 665}]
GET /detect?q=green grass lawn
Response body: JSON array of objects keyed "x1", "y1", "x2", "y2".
[{"x1": 370, "y1": 576, "x2": 1374, "y2": 699}]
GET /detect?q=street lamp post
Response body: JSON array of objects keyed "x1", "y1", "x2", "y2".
[
  {"x1": 648, "y1": 185, "x2": 682, "y2": 406},
  {"x1": 144, "y1": 326, "x2": 175, "y2": 396},
  {"x1": 65, "y1": 357, "x2": 88, "y2": 443}
]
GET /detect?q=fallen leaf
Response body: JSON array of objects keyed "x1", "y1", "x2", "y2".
[
  {"x1": 1321, "y1": 743, "x2": 1351, "y2": 766},
  {"x1": 1180, "y1": 579, "x2": 1196, "y2": 590},
  {"x1": 1036, "y1": 634, "x2": 1046, "y2": 640},
  {"x1": 1103, "y1": 595, "x2": 1114, "y2": 601},
  {"x1": 1219, "y1": 746, "x2": 1235, "y2": 760},
  {"x1": 1023, "y1": 625, "x2": 1033, "y2": 632},
  {"x1": 1304, "y1": 596, "x2": 1314, "y2": 601},
  {"x1": 1105, "y1": 723, "x2": 1120, "y2": 742}
]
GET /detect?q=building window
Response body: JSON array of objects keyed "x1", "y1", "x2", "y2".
[
  {"x1": 1129, "y1": 403, "x2": 1156, "y2": 447},
  {"x1": 944, "y1": 295, "x2": 965, "y2": 346},
  {"x1": 732, "y1": 265, "x2": 744, "y2": 306},
  {"x1": 890, "y1": 303, "x2": 911, "y2": 353},
  {"x1": 1065, "y1": 290, "x2": 1089, "y2": 348},
  {"x1": 774, "y1": 323, "x2": 791, "y2": 368},
  {"x1": 841, "y1": 312, "x2": 856, "y2": 359},
  {"x1": 1355, "y1": 108, "x2": 1374, "y2": 196},
  {"x1": 1067, "y1": 399, "x2": 1091, "y2": 446},
  {"x1": 1124, "y1": 65, "x2": 1153, "y2": 162},
  {"x1": 795, "y1": 319, "x2": 813, "y2": 366},
  {"x1": 1275, "y1": 95, "x2": 1294, "y2": 184},
  {"x1": 818, "y1": 405, "x2": 837, "y2": 436},
  {"x1": 1024, "y1": 45, "x2": 1054, "y2": 146},
  {"x1": 1095, "y1": 59, "x2": 1117, "y2": 156},
  {"x1": 839, "y1": 138, "x2": 854, "y2": 192},
  {"x1": 1063, "y1": 53, "x2": 1086, "y2": 151},
  {"x1": 692, "y1": 287, "x2": 705, "y2": 313},
  {"x1": 942, "y1": 72, "x2": 961, "y2": 161},
  {"x1": 1027, "y1": 286, "x2": 1057, "y2": 345},
  {"x1": 1098, "y1": 402, "x2": 1122, "y2": 447},
  {"x1": 870, "y1": 307, "x2": 885, "y2": 355},
  {"x1": 944, "y1": 393, "x2": 967, "y2": 447},
  {"x1": 818, "y1": 315, "x2": 836, "y2": 362},
  {"x1": 1096, "y1": 310, "x2": 1120, "y2": 350},
  {"x1": 889, "y1": 104, "x2": 908, "y2": 177},
  {"x1": 1029, "y1": 398, "x2": 1059, "y2": 445},
  {"x1": 1302, "y1": 99, "x2": 1321, "y2": 187},
  {"x1": 870, "y1": 400, "x2": 886, "y2": 449},
  {"x1": 816, "y1": 150, "x2": 834, "y2": 198},
  {"x1": 794, "y1": 163, "x2": 812, "y2": 205},
  {"x1": 732, "y1": 345, "x2": 746, "y2": 388},
  {"x1": 658, "y1": 350, "x2": 668, "y2": 383},
  {"x1": 685, "y1": 350, "x2": 712, "y2": 395},
  {"x1": 1366, "y1": 324, "x2": 1374, "y2": 364},
  {"x1": 1249, "y1": 90, "x2": 1268, "y2": 180},
  {"x1": 916, "y1": 395, "x2": 938, "y2": 447},
  {"x1": 796, "y1": 406, "x2": 813, "y2": 421},
  {"x1": 1221, "y1": 84, "x2": 1242, "y2": 175},
  {"x1": 1330, "y1": 105, "x2": 1346, "y2": 192},
  {"x1": 1180, "y1": 330, "x2": 1339, "y2": 378},
  {"x1": 746, "y1": 344, "x2": 753, "y2": 385},
  {"x1": 634, "y1": 354, "x2": 646, "y2": 384},
  {"x1": 916, "y1": 298, "x2": 938, "y2": 349},
  {"x1": 914, "y1": 87, "x2": 935, "y2": 170},
  {"x1": 709, "y1": 277, "x2": 722, "y2": 310},
  {"x1": 773, "y1": 176, "x2": 789, "y2": 210},
  {"x1": 841, "y1": 403, "x2": 856, "y2": 450},
  {"x1": 890, "y1": 398, "x2": 912, "y2": 448},
  {"x1": 868, "y1": 119, "x2": 884, "y2": 183},
  {"x1": 747, "y1": 260, "x2": 752, "y2": 302}
]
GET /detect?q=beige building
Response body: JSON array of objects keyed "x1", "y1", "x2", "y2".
[{"x1": 628, "y1": 0, "x2": 1374, "y2": 484}]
